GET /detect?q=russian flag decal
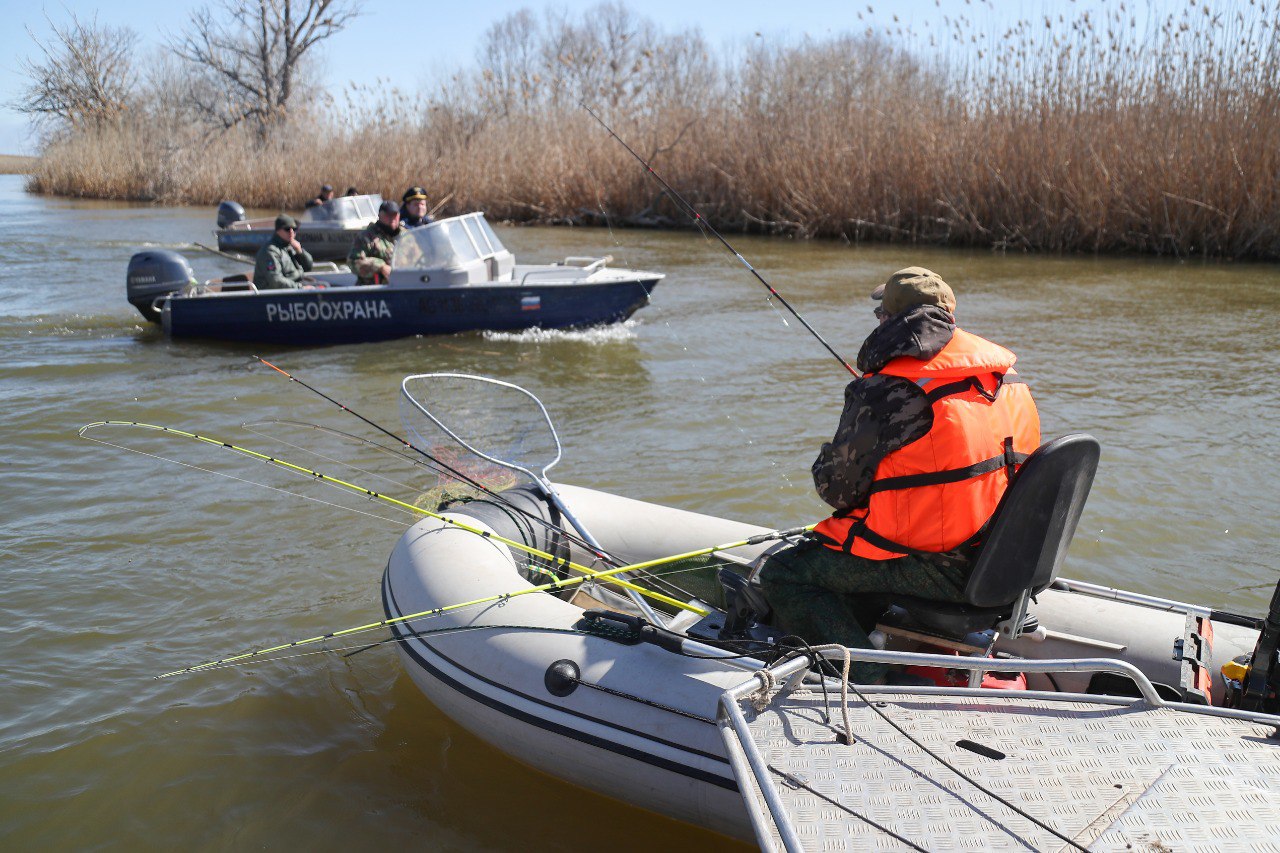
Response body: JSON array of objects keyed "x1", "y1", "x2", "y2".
[{"x1": 521, "y1": 295, "x2": 541, "y2": 311}]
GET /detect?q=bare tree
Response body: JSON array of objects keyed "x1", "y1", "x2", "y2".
[
  {"x1": 14, "y1": 12, "x2": 138, "y2": 136},
  {"x1": 171, "y1": 0, "x2": 359, "y2": 134}
]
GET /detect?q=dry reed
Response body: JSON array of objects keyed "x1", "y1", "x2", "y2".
[{"x1": 27, "y1": 1, "x2": 1280, "y2": 259}]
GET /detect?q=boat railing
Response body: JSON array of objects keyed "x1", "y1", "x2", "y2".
[
  {"x1": 518, "y1": 256, "x2": 610, "y2": 286},
  {"x1": 187, "y1": 278, "x2": 260, "y2": 297},
  {"x1": 717, "y1": 647, "x2": 1280, "y2": 853},
  {"x1": 560, "y1": 255, "x2": 612, "y2": 272},
  {"x1": 731, "y1": 646, "x2": 1280, "y2": 724}
]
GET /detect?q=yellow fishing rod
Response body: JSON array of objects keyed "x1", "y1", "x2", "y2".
[
  {"x1": 155, "y1": 526, "x2": 810, "y2": 678},
  {"x1": 78, "y1": 420, "x2": 697, "y2": 615}
]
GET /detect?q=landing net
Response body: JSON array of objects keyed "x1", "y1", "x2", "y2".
[{"x1": 399, "y1": 373, "x2": 561, "y2": 503}]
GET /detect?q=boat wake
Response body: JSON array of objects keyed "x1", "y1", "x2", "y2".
[{"x1": 483, "y1": 320, "x2": 639, "y2": 345}]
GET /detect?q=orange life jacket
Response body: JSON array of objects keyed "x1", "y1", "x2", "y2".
[{"x1": 813, "y1": 328, "x2": 1041, "y2": 559}]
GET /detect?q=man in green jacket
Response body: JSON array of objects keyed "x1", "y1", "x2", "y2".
[{"x1": 253, "y1": 215, "x2": 315, "y2": 289}]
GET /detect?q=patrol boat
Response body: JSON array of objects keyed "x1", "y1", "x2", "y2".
[
  {"x1": 125, "y1": 212, "x2": 663, "y2": 344},
  {"x1": 383, "y1": 434, "x2": 1280, "y2": 847},
  {"x1": 213, "y1": 193, "x2": 383, "y2": 262}
]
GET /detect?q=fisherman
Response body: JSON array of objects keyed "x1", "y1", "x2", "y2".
[
  {"x1": 305, "y1": 184, "x2": 334, "y2": 209},
  {"x1": 399, "y1": 185, "x2": 433, "y2": 229},
  {"x1": 759, "y1": 267, "x2": 1041, "y2": 683},
  {"x1": 252, "y1": 214, "x2": 316, "y2": 289},
  {"x1": 347, "y1": 200, "x2": 402, "y2": 284}
]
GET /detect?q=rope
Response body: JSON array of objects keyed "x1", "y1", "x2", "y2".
[
  {"x1": 801, "y1": 646, "x2": 1088, "y2": 852},
  {"x1": 766, "y1": 764, "x2": 931, "y2": 852}
]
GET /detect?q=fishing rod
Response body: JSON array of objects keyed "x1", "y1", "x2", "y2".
[
  {"x1": 581, "y1": 103, "x2": 858, "y2": 377},
  {"x1": 78, "y1": 421, "x2": 697, "y2": 616},
  {"x1": 156, "y1": 524, "x2": 811, "y2": 678},
  {"x1": 257, "y1": 357, "x2": 611, "y2": 560},
  {"x1": 253, "y1": 359, "x2": 694, "y2": 601}
]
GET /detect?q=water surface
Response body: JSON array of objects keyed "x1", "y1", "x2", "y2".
[{"x1": 2, "y1": 174, "x2": 1278, "y2": 849}]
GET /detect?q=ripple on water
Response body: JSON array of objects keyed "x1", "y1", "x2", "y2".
[
  {"x1": 1, "y1": 173, "x2": 1278, "y2": 850},
  {"x1": 482, "y1": 318, "x2": 639, "y2": 344}
]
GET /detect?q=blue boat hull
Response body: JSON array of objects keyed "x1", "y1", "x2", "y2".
[{"x1": 161, "y1": 279, "x2": 660, "y2": 345}]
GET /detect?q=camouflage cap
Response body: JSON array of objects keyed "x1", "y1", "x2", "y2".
[
  {"x1": 275, "y1": 214, "x2": 298, "y2": 230},
  {"x1": 874, "y1": 267, "x2": 955, "y2": 315}
]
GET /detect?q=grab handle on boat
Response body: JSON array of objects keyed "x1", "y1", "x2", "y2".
[
  {"x1": 581, "y1": 610, "x2": 684, "y2": 654},
  {"x1": 562, "y1": 255, "x2": 612, "y2": 272}
]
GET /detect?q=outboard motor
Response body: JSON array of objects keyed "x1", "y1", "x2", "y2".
[
  {"x1": 1233, "y1": 578, "x2": 1280, "y2": 716},
  {"x1": 216, "y1": 200, "x2": 246, "y2": 229},
  {"x1": 126, "y1": 250, "x2": 195, "y2": 323}
]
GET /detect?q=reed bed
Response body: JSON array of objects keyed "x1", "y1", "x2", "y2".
[{"x1": 27, "y1": 1, "x2": 1280, "y2": 259}]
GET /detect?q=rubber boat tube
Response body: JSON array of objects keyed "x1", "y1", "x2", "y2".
[{"x1": 383, "y1": 484, "x2": 1263, "y2": 838}]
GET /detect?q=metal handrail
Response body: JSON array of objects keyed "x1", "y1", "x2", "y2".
[{"x1": 716, "y1": 648, "x2": 1280, "y2": 853}]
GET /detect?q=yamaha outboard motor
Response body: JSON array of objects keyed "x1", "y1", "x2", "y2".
[
  {"x1": 126, "y1": 250, "x2": 195, "y2": 323},
  {"x1": 216, "y1": 200, "x2": 246, "y2": 229}
]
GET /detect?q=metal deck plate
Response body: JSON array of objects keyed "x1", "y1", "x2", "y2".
[{"x1": 735, "y1": 690, "x2": 1280, "y2": 851}]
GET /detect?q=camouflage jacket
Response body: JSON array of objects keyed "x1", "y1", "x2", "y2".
[
  {"x1": 811, "y1": 304, "x2": 958, "y2": 513},
  {"x1": 347, "y1": 221, "x2": 400, "y2": 284},
  {"x1": 253, "y1": 234, "x2": 314, "y2": 289}
]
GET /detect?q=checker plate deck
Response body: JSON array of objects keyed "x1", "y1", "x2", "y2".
[{"x1": 732, "y1": 690, "x2": 1280, "y2": 851}]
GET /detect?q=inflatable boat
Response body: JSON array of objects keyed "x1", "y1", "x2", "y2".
[{"x1": 383, "y1": 449, "x2": 1280, "y2": 846}]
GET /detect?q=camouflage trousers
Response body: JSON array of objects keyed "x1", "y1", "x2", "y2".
[{"x1": 758, "y1": 538, "x2": 969, "y2": 683}]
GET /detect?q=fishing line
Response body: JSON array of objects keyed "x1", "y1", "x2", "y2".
[
  {"x1": 643, "y1": 628, "x2": 1061, "y2": 852},
  {"x1": 162, "y1": 560, "x2": 742, "y2": 674},
  {"x1": 78, "y1": 424, "x2": 413, "y2": 529},
  {"x1": 582, "y1": 102, "x2": 858, "y2": 377},
  {"x1": 778, "y1": 639, "x2": 1083, "y2": 853},
  {"x1": 240, "y1": 421, "x2": 427, "y2": 496},
  {"x1": 79, "y1": 421, "x2": 701, "y2": 625},
  {"x1": 254, "y1": 358, "x2": 696, "y2": 599},
  {"x1": 154, "y1": 523, "x2": 810, "y2": 678}
]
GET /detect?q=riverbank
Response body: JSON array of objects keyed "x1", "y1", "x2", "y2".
[
  {"x1": 21, "y1": 3, "x2": 1280, "y2": 260},
  {"x1": 0, "y1": 154, "x2": 38, "y2": 174}
]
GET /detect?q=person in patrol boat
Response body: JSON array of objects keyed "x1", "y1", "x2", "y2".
[
  {"x1": 399, "y1": 186, "x2": 434, "y2": 229},
  {"x1": 759, "y1": 267, "x2": 1041, "y2": 683},
  {"x1": 305, "y1": 184, "x2": 334, "y2": 208},
  {"x1": 347, "y1": 200, "x2": 402, "y2": 285},
  {"x1": 252, "y1": 214, "x2": 317, "y2": 289}
]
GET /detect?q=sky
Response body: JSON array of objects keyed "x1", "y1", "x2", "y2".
[{"x1": 0, "y1": 0, "x2": 1187, "y2": 155}]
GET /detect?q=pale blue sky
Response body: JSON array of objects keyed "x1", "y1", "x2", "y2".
[{"x1": 1, "y1": 0, "x2": 1189, "y2": 154}]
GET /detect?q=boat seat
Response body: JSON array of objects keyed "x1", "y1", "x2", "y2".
[{"x1": 875, "y1": 433, "x2": 1101, "y2": 648}]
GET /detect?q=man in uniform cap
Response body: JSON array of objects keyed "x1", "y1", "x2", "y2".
[
  {"x1": 759, "y1": 267, "x2": 1041, "y2": 683},
  {"x1": 347, "y1": 200, "x2": 402, "y2": 284},
  {"x1": 253, "y1": 214, "x2": 316, "y2": 289},
  {"x1": 399, "y1": 185, "x2": 434, "y2": 229}
]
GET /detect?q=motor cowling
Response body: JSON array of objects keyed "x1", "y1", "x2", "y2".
[
  {"x1": 126, "y1": 249, "x2": 195, "y2": 323},
  {"x1": 216, "y1": 200, "x2": 246, "y2": 229}
]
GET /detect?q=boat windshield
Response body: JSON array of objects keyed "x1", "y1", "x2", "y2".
[
  {"x1": 302, "y1": 194, "x2": 383, "y2": 224},
  {"x1": 391, "y1": 213, "x2": 508, "y2": 270}
]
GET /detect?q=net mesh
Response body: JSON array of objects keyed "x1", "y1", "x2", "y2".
[{"x1": 399, "y1": 374, "x2": 561, "y2": 499}]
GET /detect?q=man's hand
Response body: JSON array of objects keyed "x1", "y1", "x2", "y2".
[{"x1": 289, "y1": 236, "x2": 303, "y2": 253}]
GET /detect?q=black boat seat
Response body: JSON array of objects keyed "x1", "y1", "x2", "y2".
[{"x1": 876, "y1": 433, "x2": 1101, "y2": 646}]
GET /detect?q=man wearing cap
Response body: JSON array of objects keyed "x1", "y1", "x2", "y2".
[
  {"x1": 306, "y1": 184, "x2": 335, "y2": 209},
  {"x1": 399, "y1": 186, "x2": 434, "y2": 229},
  {"x1": 253, "y1": 215, "x2": 316, "y2": 289},
  {"x1": 759, "y1": 267, "x2": 1041, "y2": 683},
  {"x1": 347, "y1": 200, "x2": 402, "y2": 284}
]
